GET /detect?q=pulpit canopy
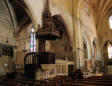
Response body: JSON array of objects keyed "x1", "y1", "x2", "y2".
[{"x1": 36, "y1": 0, "x2": 61, "y2": 40}]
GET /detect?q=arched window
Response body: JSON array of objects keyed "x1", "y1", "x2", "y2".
[
  {"x1": 93, "y1": 41, "x2": 96, "y2": 58},
  {"x1": 107, "y1": 42, "x2": 112, "y2": 59},
  {"x1": 109, "y1": 16, "x2": 112, "y2": 29},
  {"x1": 30, "y1": 27, "x2": 36, "y2": 52},
  {"x1": 83, "y1": 42, "x2": 88, "y2": 59}
]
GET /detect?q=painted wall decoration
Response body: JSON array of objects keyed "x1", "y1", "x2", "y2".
[{"x1": 0, "y1": 44, "x2": 13, "y2": 57}]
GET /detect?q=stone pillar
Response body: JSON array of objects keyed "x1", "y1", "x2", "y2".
[
  {"x1": 72, "y1": 0, "x2": 84, "y2": 72},
  {"x1": 73, "y1": 17, "x2": 85, "y2": 71},
  {"x1": 72, "y1": 17, "x2": 79, "y2": 70},
  {"x1": 77, "y1": 19, "x2": 85, "y2": 71}
]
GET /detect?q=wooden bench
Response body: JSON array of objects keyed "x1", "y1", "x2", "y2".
[{"x1": 62, "y1": 75, "x2": 112, "y2": 86}]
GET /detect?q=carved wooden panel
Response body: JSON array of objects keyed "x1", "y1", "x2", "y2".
[{"x1": 38, "y1": 39, "x2": 45, "y2": 52}]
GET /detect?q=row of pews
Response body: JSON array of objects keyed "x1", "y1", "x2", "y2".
[
  {"x1": 63, "y1": 75, "x2": 112, "y2": 86},
  {"x1": 0, "y1": 75, "x2": 112, "y2": 86},
  {"x1": 0, "y1": 76, "x2": 68, "y2": 86}
]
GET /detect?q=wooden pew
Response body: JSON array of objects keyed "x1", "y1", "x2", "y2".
[
  {"x1": 62, "y1": 75, "x2": 112, "y2": 86},
  {"x1": 3, "y1": 75, "x2": 112, "y2": 86}
]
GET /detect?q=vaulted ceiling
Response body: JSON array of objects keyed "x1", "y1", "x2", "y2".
[
  {"x1": 86, "y1": 0, "x2": 112, "y2": 29},
  {"x1": 7, "y1": 0, "x2": 112, "y2": 32}
]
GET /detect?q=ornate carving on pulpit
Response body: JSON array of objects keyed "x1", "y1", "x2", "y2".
[
  {"x1": 24, "y1": 0, "x2": 59, "y2": 79},
  {"x1": 38, "y1": 39, "x2": 45, "y2": 52},
  {"x1": 36, "y1": 0, "x2": 61, "y2": 40}
]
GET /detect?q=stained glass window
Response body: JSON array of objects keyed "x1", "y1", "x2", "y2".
[
  {"x1": 93, "y1": 41, "x2": 96, "y2": 58},
  {"x1": 30, "y1": 27, "x2": 36, "y2": 52},
  {"x1": 107, "y1": 42, "x2": 112, "y2": 59},
  {"x1": 109, "y1": 16, "x2": 112, "y2": 29}
]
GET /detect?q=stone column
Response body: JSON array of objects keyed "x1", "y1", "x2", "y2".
[
  {"x1": 72, "y1": 0, "x2": 84, "y2": 71},
  {"x1": 77, "y1": 19, "x2": 85, "y2": 71},
  {"x1": 73, "y1": 17, "x2": 85, "y2": 71}
]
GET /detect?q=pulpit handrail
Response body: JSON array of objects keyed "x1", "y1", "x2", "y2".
[{"x1": 24, "y1": 52, "x2": 38, "y2": 65}]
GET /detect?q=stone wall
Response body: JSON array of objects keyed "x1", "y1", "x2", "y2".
[
  {"x1": 16, "y1": 24, "x2": 32, "y2": 65},
  {"x1": 0, "y1": 0, "x2": 16, "y2": 75},
  {"x1": 100, "y1": 13, "x2": 112, "y2": 70},
  {"x1": 78, "y1": 2, "x2": 98, "y2": 72}
]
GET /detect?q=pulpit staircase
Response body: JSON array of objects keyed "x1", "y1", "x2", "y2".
[
  {"x1": 24, "y1": 52, "x2": 39, "y2": 79},
  {"x1": 24, "y1": 52, "x2": 55, "y2": 79}
]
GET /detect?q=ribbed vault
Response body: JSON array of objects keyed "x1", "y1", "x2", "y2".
[{"x1": 86, "y1": 0, "x2": 112, "y2": 29}]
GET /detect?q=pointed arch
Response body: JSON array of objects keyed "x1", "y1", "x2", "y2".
[
  {"x1": 103, "y1": 40, "x2": 112, "y2": 65},
  {"x1": 83, "y1": 31, "x2": 92, "y2": 60},
  {"x1": 109, "y1": 16, "x2": 112, "y2": 29}
]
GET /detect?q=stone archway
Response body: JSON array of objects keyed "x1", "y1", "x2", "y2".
[
  {"x1": 103, "y1": 40, "x2": 112, "y2": 74},
  {"x1": 93, "y1": 40, "x2": 97, "y2": 59},
  {"x1": 16, "y1": 0, "x2": 85, "y2": 70},
  {"x1": 93, "y1": 38, "x2": 101, "y2": 61},
  {"x1": 83, "y1": 40, "x2": 89, "y2": 73},
  {"x1": 103, "y1": 40, "x2": 112, "y2": 65},
  {"x1": 83, "y1": 31, "x2": 92, "y2": 60},
  {"x1": 5, "y1": 0, "x2": 37, "y2": 66},
  {"x1": 21, "y1": 0, "x2": 39, "y2": 29},
  {"x1": 83, "y1": 41, "x2": 88, "y2": 59},
  {"x1": 45, "y1": 15, "x2": 73, "y2": 60},
  {"x1": 83, "y1": 35, "x2": 93, "y2": 73}
]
